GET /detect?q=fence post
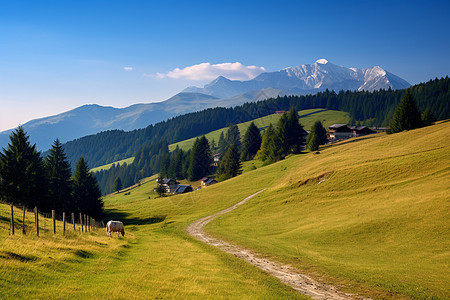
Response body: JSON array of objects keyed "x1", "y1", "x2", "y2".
[
  {"x1": 34, "y1": 206, "x2": 39, "y2": 237},
  {"x1": 80, "y1": 212, "x2": 83, "y2": 232},
  {"x1": 72, "y1": 212, "x2": 75, "y2": 231},
  {"x1": 52, "y1": 210, "x2": 56, "y2": 234},
  {"x1": 10, "y1": 204, "x2": 14, "y2": 236},
  {"x1": 22, "y1": 206, "x2": 26, "y2": 234},
  {"x1": 63, "y1": 212, "x2": 66, "y2": 235}
]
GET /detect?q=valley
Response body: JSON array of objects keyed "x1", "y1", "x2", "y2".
[{"x1": 1, "y1": 120, "x2": 448, "y2": 299}]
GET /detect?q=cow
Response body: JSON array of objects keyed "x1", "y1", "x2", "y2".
[{"x1": 106, "y1": 220, "x2": 125, "y2": 237}]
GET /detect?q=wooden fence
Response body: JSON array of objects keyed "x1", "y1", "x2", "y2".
[{"x1": 8, "y1": 204, "x2": 103, "y2": 237}]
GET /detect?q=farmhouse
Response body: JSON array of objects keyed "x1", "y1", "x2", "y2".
[
  {"x1": 351, "y1": 126, "x2": 375, "y2": 137},
  {"x1": 329, "y1": 124, "x2": 376, "y2": 141},
  {"x1": 329, "y1": 124, "x2": 353, "y2": 140},
  {"x1": 174, "y1": 185, "x2": 193, "y2": 194},
  {"x1": 200, "y1": 177, "x2": 217, "y2": 188},
  {"x1": 157, "y1": 178, "x2": 180, "y2": 193}
]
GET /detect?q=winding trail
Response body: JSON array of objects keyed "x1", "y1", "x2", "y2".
[{"x1": 187, "y1": 190, "x2": 365, "y2": 300}]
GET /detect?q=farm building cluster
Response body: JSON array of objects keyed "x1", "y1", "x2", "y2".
[
  {"x1": 156, "y1": 176, "x2": 217, "y2": 195},
  {"x1": 327, "y1": 124, "x2": 377, "y2": 141}
]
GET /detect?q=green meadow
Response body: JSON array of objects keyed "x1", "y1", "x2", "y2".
[
  {"x1": 1, "y1": 120, "x2": 448, "y2": 299},
  {"x1": 91, "y1": 156, "x2": 135, "y2": 173}
]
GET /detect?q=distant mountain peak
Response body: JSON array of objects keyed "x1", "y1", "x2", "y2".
[
  {"x1": 184, "y1": 59, "x2": 410, "y2": 99},
  {"x1": 315, "y1": 58, "x2": 329, "y2": 64}
]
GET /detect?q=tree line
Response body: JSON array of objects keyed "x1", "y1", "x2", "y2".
[
  {"x1": 93, "y1": 77, "x2": 448, "y2": 194},
  {"x1": 59, "y1": 77, "x2": 449, "y2": 172},
  {"x1": 0, "y1": 127, "x2": 103, "y2": 219}
]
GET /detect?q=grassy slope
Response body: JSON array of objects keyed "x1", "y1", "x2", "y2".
[
  {"x1": 205, "y1": 120, "x2": 450, "y2": 299},
  {"x1": 169, "y1": 108, "x2": 349, "y2": 151},
  {"x1": 1, "y1": 121, "x2": 448, "y2": 299},
  {"x1": 91, "y1": 156, "x2": 135, "y2": 173},
  {"x1": 0, "y1": 182, "x2": 303, "y2": 298}
]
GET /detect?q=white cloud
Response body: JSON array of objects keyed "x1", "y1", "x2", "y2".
[
  {"x1": 123, "y1": 66, "x2": 133, "y2": 71},
  {"x1": 155, "y1": 62, "x2": 266, "y2": 81}
]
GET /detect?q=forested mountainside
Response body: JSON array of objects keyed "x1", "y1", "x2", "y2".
[{"x1": 61, "y1": 77, "x2": 449, "y2": 170}]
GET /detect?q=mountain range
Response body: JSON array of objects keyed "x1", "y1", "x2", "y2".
[{"x1": 0, "y1": 59, "x2": 410, "y2": 151}]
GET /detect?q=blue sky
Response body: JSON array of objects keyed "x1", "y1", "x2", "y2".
[{"x1": 1, "y1": 0, "x2": 449, "y2": 131}]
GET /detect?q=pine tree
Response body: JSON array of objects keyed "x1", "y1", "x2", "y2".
[
  {"x1": 45, "y1": 139, "x2": 73, "y2": 214},
  {"x1": 0, "y1": 126, "x2": 47, "y2": 210},
  {"x1": 240, "y1": 122, "x2": 262, "y2": 161},
  {"x1": 72, "y1": 156, "x2": 103, "y2": 219},
  {"x1": 276, "y1": 112, "x2": 290, "y2": 158},
  {"x1": 168, "y1": 146, "x2": 184, "y2": 179},
  {"x1": 307, "y1": 131, "x2": 320, "y2": 151},
  {"x1": 210, "y1": 139, "x2": 216, "y2": 154},
  {"x1": 187, "y1": 136, "x2": 212, "y2": 181},
  {"x1": 225, "y1": 124, "x2": 241, "y2": 151},
  {"x1": 257, "y1": 124, "x2": 280, "y2": 163},
  {"x1": 306, "y1": 121, "x2": 327, "y2": 149},
  {"x1": 389, "y1": 89, "x2": 423, "y2": 133},
  {"x1": 218, "y1": 132, "x2": 226, "y2": 155},
  {"x1": 421, "y1": 106, "x2": 436, "y2": 126},
  {"x1": 112, "y1": 177, "x2": 122, "y2": 192},
  {"x1": 286, "y1": 107, "x2": 305, "y2": 154},
  {"x1": 216, "y1": 144, "x2": 242, "y2": 181}
]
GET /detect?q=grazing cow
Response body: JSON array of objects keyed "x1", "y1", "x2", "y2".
[{"x1": 106, "y1": 220, "x2": 125, "y2": 237}]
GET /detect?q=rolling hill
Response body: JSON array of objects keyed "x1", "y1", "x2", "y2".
[{"x1": 1, "y1": 120, "x2": 447, "y2": 298}]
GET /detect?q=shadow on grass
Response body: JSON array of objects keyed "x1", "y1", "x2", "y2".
[{"x1": 103, "y1": 209, "x2": 166, "y2": 225}]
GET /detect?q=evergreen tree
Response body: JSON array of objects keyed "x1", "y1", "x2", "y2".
[
  {"x1": 112, "y1": 177, "x2": 122, "y2": 192},
  {"x1": 240, "y1": 122, "x2": 262, "y2": 161},
  {"x1": 422, "y1": 106, "x2": 436, "y2": 126},
  {"x1": 286, "y1": 107, "x2": 305, "y2": 154},
  {"x1": 168, "y1": 146, "x2": 184, "y2": 179},
  {"x1": 306, "y1": 121, "x2": 328, "y2": 148},
  {"x1": 218, "y1": 132, "x2": 227, "y2": 155},
  {"x1": 45, "y1": 139, "x2": 73, "y2": 214},
  {"x1": 0, "y1": 126, "x2": 47, "y2": 210},
  {"x1": 276, "y1": 112, "x2": 290, "y2": 158},
  {"x1": 187, "y1": 136, "x2": 212, "y2": 181},
  {"x1": 307, "y1": 131, "x2": 320, "y2": 151},
  {"x1": 159, "y1": 154, "x2": 170, "y2": 178},
  {"x1": 72, "y1": 156, "x2": 103, "y2": 219},
  {"x1": 257, "y1": 124, "x2": 280, "y2": 163},
  {"x1": 225, "y1": 124, "x2": 241, "y2": 151},
  {"x1": 389, "y1": 89, "x2": 423, "y2": 133},
  {"x1": 216, "y1": 144, "x2": 242, "y2": 181},
  {"x1": 210, "y1": 139, "x2": 216, "y2": 153}
]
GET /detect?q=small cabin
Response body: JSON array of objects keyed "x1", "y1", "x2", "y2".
[
  {"x1": 351, "y1": 126, "x2": 375, "y2": 137},
  {"x1": 200, "y1": 177, "x2": 217, "y2": 188},
  {"x1": 157, "y1": 178, "x2": 180, "y2": 193},
  {"x1": 174, "y1": 185, "x2": 193, "y2": 194}
]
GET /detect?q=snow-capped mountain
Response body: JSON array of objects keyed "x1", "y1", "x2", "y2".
[
  {"x1": 184, "y1": 59, "x2": 411, "y2": 98},
  {"x1": 0, "y1": 59, "x2": 411, "y2": 152}
]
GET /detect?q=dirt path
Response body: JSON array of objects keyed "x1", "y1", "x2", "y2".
[{"x1": 187, "y1": 190, "x2": 366, "y2": 300}]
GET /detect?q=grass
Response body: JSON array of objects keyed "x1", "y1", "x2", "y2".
[
  {"x1": 204, "y1": 120, "x2": 450, "y2": 299},
  {"x1": 0, "y1": 181, "x2": 304, "y2": 298},
  {"x1": 91, "y1": 157, "x2": 135, "y2": 173},
  {"x1": 1, "y1": 120, "x2": 448, "y2": 299}
]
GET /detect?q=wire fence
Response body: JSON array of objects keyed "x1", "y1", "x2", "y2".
[{"x1": 7, "y1": 204, "x2": 104, "y2": 237}]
